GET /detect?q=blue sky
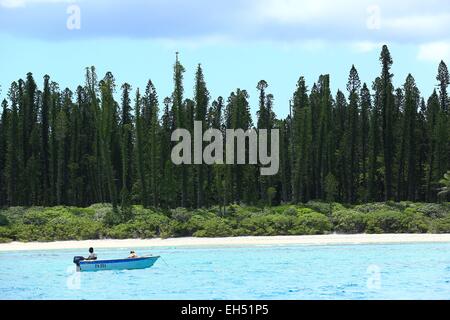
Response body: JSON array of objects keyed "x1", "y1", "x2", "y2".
[{"x1": 1, "y1": 0, "x2": 450, "y2": 117}]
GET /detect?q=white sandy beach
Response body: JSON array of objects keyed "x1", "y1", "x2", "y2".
[{"x1": 1, "y1": 234, "x2": 450, "y2": 252}]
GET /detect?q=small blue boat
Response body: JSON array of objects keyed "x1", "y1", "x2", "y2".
[{"x1": 74, "y1": 256, "x2": 160, "y2": 272}]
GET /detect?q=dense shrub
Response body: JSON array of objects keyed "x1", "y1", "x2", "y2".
[
  {"x1": 22, "y1": 208, "x2": 63, "y2": 226},
  {"x1": 364, "y1": 209, "x2": 429, "y2": 233},
  {"x1": 282, "y1": 206, "x2": 298, "y2": 216},
  {"x1": 107, "y1": 212, "x2": 170, "y2": 239},
  {"x1": 399, "y1": 208, "x2": 430, "y2": 233},
  {"x1": 240, "y1": 215, "x2": 289, "y2": 236},
  {"x1": 193, "y1": 218, "x2": 234, "y2": 237},
  {"x1": 304, "y1": 201, "x2": 332, "y2": 215},
  {"x1": 238, "y1": 211, "x2": 331, "y2": 236},
  {"x1": 0, "y1": 226, "x2": 14, "y2": 241},
  {"x1": 304, "y1": 201, "x2": 345, "y2": 216},
  {"x1": 0, "y1": 202, "x2": 445, "y2": 243},
  {"x1": 295, "y1": 212, "x2": 332, "y2": 234},
  {"x1": 0, "y1": 207, "x2": 34, "y2": 224},
  {"x1": 108, "y1": 222, "x2": 153, "y2": 239},
  {"x1": 0, "y1": 213, "x2": 9, "y2": 226},
  {"x1": 170, "y1": 208, "x2": 192, "y2": 223},
  {"x1": 44, "y1": 215, "x2": 104, "y2": 240},
  {"x1": 416, "y1": 203, "x2": 450, "y2": 219},
  {"x1": 430, "y1": 215, "x2": 450, "y2": 233},
  {"x1": 354, "y1": 203, "x2": 393, "y2": 213},
  {"x1": 364, "y1": 210, "x2": 403, "y2": 233},
  {"x1": 332, "y1": 210, "x2": 366, "y2": 233}
]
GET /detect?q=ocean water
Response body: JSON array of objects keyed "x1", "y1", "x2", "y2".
[{"x1": 1, "y1": 242, "x2": 450, "y2": 300}]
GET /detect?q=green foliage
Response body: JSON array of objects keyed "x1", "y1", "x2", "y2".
[
  {"x1": 304, "y1": 201, "x2": 345, "y2": 215},
  {"x1": 0, "y1": 202, "x2": 448, "y2": 243},
  {"x1": 107, "y1": 211, "x2": 169, "y2": 239},
  {"x1": 282, "y1": 206, "x2": 298, "y2": 216},
  {"x1": 332, "y1": 210, "x2": 366, "y2": 233},
  {"x1": 296, "y1": 211, "x2": 332, "y2": 235},
  {"x1": 0, "y1": 213, "x2": 9, "y2": 226},
  {"x1": 438, "y1": 171, "x2": 450, "y2": 201},
  {"x1": 170, "y1": 208, "x2": 192, "y2": 223},
  {"x1": 0, "y1": 226, "x2": 14, "y2": 241},
  {"x1": 431, "y1": 215, "x2": 450, "y2": 233},
  {"x1": 416, "y1": 203, "x2": 450, "y2": 219},
  {"x1": 0, "y1": 47, "x2": 449, "y2": 210},
  {"x1": 193, "y1": 218, "x2": 233, "y2": 237},
  {"x1": 364, "y1": 209, "x2": 429, "y2": 233}
]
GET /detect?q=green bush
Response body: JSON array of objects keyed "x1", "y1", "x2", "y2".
[
  {"x1": 431, "y1": 215, "x2": 450, "y2": 233},
  {"x1": 239, "y1": 215, "x2": 278, "y2": 236},
  {"x1": 107, "y1": 213, "x2": 170, "y2": 239},
  {"x1": 171, "y1": 208, "x2": 192, "y2": 223},
  {"x1": 0, "y1": 202, "x2": 444, "y2": 242},
  {"x1": 88, "y1": 203, "x2": 115, "y2": 222},
  {"x1": 354, "y1": 203, "x2": 394, "y2": 213},
  {"x1": 282, "y1": 206, "x2": 298, "y2": 216},
  {"x1": 385, "y1": 201, "x2": 412, "y2": 211},
  {"x1": 332, "y1": 210, "x2": 366, "y2": 233},
  {"x1": 12, "y1": 224, "x2": 41, "y2": 242},
  {"x1": 416, "y1": 203, "x2": 450, "y2": 219},
  {"x1": 304, "y1": 201, "x2": 346, "y2": 215},
  {"x1": 294, "y1": 212, "x2": 332, "y2": 235},
  {"x1": 0, "y1": 213, "x2": 9, "y2": 226},
  {"x1": 22, "y1": 208, "x2": 64, "y2": 226},
  {"x1": 399, "y1": 208, "x2": 430, "y2": 233},
  {"x1": 304, "y1": 201, "x2": 332, "y2": 214},
  {"x1": 364, "y1": 209, "x2": 429, "y2": 233},
  {"x1": 365, "y1": 210, "x2": 402, "y2": 233},
  {"x1": 270, "y1": 205, "x2": 294, "y2": 215},
  {"x1": 0, "y1": 226, "x2": 14, "y2": 241},
  {"x1": 44, "y1": 215, "x2": 103, "y2": 240},
  {"x1": 193, "y1": 218, "x2": 233, "y2": 237},
  {"x1": 0, "y1": 207, "x2": 32, "y2": 224}
]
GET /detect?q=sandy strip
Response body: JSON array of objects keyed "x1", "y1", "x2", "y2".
[{"x1": 1, "y1": 234, "x2": 450, "y2": 252}]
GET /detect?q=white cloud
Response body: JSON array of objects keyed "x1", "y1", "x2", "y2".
[
  {"x1": 250, "y1": 0, "x2": 450, "y2": 43},
  {"x1": 0, "y1": 0, "x2": 26, "y2": 7},
  {"x1": 0, "y1": 0, "x2": 75, "y2": 8},
  {"x1": 383, "y1": 14, "x2": 450, "y2": 38},
  {"x1": 353, "y1": 41, "x2": 384, "y2": 53},
  {"x1": 1, "y1": 0, "x2": 450, "y2": 46},
  {"x1": 254, "y1": 0, "x2": 348, "y2": 24},
  {"x1": 417, "y1": 42, "x2": 450, "y2": 62}
]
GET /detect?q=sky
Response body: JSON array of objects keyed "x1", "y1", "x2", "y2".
[{"x1": 0, "y1": 0, "x2": 450, "y2": 118}]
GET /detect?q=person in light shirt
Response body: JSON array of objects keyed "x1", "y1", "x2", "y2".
[{"x1": 128, "y1": 250, "x2": 138, "y2": 258}]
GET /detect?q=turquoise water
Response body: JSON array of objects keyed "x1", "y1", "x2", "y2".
[{"x1": 1, "y1": 242, "x2": 450, "y2": 300}]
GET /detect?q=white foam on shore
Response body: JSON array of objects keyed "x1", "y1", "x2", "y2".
[{"x1": 1, "y1": 234, "x2": 450, "y2": 252}]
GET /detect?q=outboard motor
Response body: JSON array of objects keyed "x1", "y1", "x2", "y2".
[{"x1": 73, "y1": 256, "x2": 85, "y2": 266}]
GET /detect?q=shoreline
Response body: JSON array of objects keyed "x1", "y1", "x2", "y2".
[{"x1": 1, "y1": 234, "x2": 450, "y2": 252}]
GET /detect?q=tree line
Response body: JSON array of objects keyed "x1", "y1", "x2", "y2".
[{"x1": 0, "y1": 45, "x2": 449, "y2": 217}]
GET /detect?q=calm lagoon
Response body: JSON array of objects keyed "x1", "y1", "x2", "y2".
[{"x1": 1, "y1": 242, "x2": 450, "y2": 300}]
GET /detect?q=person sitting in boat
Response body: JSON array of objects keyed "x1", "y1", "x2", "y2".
[
  {"x1": 128, "y1": 250, "x2": 138, "y2": 258},
  {"x1": 86, "y1": 247, "x2": 97, "y2": 260}
]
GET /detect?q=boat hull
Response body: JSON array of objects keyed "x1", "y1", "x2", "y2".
[{"x1": 78, "y1": 256, "x2": 159, "y2": 272}]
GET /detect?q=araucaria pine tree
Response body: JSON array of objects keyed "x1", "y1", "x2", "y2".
[{"x1": 0, "y1": 45, "x2": 449, "y2": 209}]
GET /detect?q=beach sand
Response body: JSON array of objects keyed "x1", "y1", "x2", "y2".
[{"x1": 1, "y1": 234, "x2": 450, "y2": 252}]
